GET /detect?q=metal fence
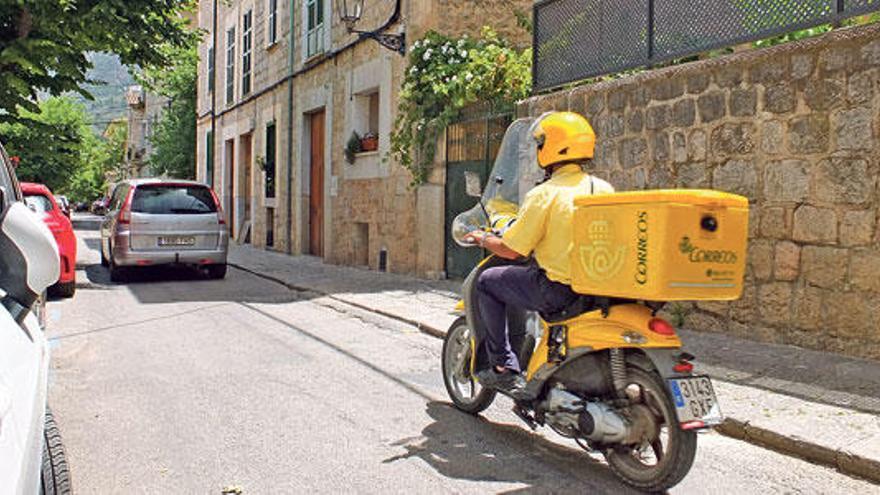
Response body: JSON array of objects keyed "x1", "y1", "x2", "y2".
[{"x1": 533, "y1": 0, "x2": 880, "y2": 92}]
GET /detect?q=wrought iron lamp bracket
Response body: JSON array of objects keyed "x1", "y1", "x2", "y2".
[{"x1": 351, "y1": 29, "x2": 406, "y2": 55}]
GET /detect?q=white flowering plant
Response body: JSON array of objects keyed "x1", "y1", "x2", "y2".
[{"x1": 390, "y1": 27, "x2": 531, "y2": 186}]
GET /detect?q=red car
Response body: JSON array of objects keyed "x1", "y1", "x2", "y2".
[{"x1": 21, "y1": 183, "x2": 77, "y2": 298}]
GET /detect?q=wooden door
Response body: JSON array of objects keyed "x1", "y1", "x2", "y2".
[{"x1": 309, "y1": 111, "x2": 325, "y2": 257}]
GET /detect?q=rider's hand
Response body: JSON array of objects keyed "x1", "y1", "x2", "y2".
[{"x1": 463, "y1": 230, "x2": 484, "y2": 245}]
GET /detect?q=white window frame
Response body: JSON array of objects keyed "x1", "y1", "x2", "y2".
[
  {"x1": 242, "y1": 9, "x2": 253, "y2": 97},
  {"x1": 225, "y1": 26, "x2": 236, "y2": 105},
  {"x1": 267, "y1": 0, "x2": 278, "y2": 47},
  {"x1": 304, "y1": 0, "x2": 327, "y2": 59}
]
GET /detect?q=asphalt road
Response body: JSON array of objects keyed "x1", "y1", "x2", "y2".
[{"x1": 45, "y1": 215, "x2": 880, "y2": 493}]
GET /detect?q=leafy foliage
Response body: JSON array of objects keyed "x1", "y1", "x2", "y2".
[
  {"x1": 390, "y1": 28, "x2": 531, "y2": 186},
  {"x1": 0, "y1": 0, "x2": 197, "y2": 123},
  {"x1": 136, "y1": 42, "x2": 197, "y2": 179},
  {"x1": 0, "y1": 96, "x2": 125, "y2": 199}
]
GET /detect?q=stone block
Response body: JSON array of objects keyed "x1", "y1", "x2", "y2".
[
  {"x1": 689, "y1": 129, "x2": 707, "y2": 161},
  {"x1": 713, "y1": 159, "x2": 758, "y2": 197},
  {"x1": 697, "y1": 300, "x2": 730, "y2": 315},
  {"x1": 793, "y1": 205, "x2": 838, "y2": 244},
  {"x1": 814, "y1": 157, "x2": 872, "y2": 204},
  {"x1": 716, "y1": 66, "x2": 744, "y2": 88},
  {"x1": 652, "y1": 78, "x2": 684, "y2": 101},
  {"x1": 711, "y1": 122, "x2": 755, "y2": 157},
  {"x1": 804, "y1": 78, "x2": 844, "y2": 111},
  {"x1": 633, "y1": 168, "x2": 648, "y2": 189},
  {"x1": 774, "y1": 241, "x2": 801, "y2": 281},
  {"x1": 764, "y1": 84, "x2": 796, "y2": 114},
  {"x1": 646, "y1": 104, "x2": 670, "y2": 130},
  {"x1": 833, "y1": 107, "x2": 874, "y2": 151},
  {"x1": 850, "y1": 249, "x2": 880, "y2": 292},
  {"x1": 594, "y1": 139, "x2": 617, "y2": 169},
  {"x1": 729, "y1": 283, "x2": 757, "y2": 322},
  {"x1": 749, "y1": 206, "x2": 759, "y2": 239},
  {"x1": 820, "y1": 46, "x2": 857, "y2": 73},
  {"x1": 749, "y1": 240, "x2": 774, "y2": 281},
  {"x1": 750, "y1": 59, "x2": 788, "y2": 84},
  {"x1": 672, "y1": 132, "x2": 687, "y2": 163},
  {"x1": 860, "y1": 39, "x2": 880, "y2": 67},
  {"x1": 791, "y1": 53, "x2": 814, "y2": 79},
  {"x1": 760, "y1": 206, "x2": 789, "y2": 239},
  {"x1": 729, "y1": 87, "x2": 757, "y2": 117},
  {"x1": 684, "y1": 311, "x2": 725, "y2": 332},
  {"x1": 840, "y1": 210, "x2": 876, "y2": 247},
  {"x1": 848, "y1": 69, "x2": 876, "y2": 105},
  {"x1": 698, "y1": 91, "x2": 726, "y2": 123},
  {"x1": 587, "y1": 93, "x2": 605, "y2": 117},
  {"x1": 788, "y1": 114, "x2": 829, "y2": 154},
  {"x1": 687, "y1": 73, "x2": 710, "y2": 94},
  {"x1": 627, "y1": 109, "x2": 644, "y2": 134},
  {"x1": 619, "y1": 137, "x2": 647, "y2": 169},
  {"x1": 763, "y1": 159, "x2": 809, "y2": 203},
  {"x1": 608, "y1": 90, "x2": 627, "y2": 111},
  {"x1": 600, "y1": 113, "x2": 625, "y2": 138},
  {"x1": 651, "y1": 132, "x2": 669, "y2": 164},
  {"x1": 761, "y1": 120, "x2": 785, "y2": 155},
  {"x1": 676, "y1": 162, "x2": 708, "y2": 188},
  {"x1": 801, "y1": 245, "x2": 847, "y2": 288},
  {"x1": 758, "y1": 282, "x2": 793, "y2": 325},
  {"x1": 628, "y1": 86, "x2": 650, "y2": 107},
  {"x1": 825, "y1": 291, "x2": 875, "y2": 339},
  {"x1": 793, "y1": 285, "x2": 824, "y2": 331},
  {"x1": 672, "y1": 99, "x2": 695, "y2": 127},
  {"x1": 648, "y1": 165, "x2": 673, "y2": 188}
]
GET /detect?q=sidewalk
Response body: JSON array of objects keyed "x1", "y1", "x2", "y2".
[{"x1": 229, "y1": 244, "x2": 880, "y2": 483}]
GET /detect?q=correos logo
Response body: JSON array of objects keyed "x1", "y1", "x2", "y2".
[
  {"x1": 679, "y1": 237, "x2": 738, "y2": 264},
  {"x1": 635, "y1": 211, "x2": 648, "y2": 285},
  {"x1": 579, "y1": 219, "x2": 626, "y2": 282}
]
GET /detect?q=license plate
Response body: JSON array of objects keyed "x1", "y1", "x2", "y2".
[
  {"x1": 668, "y1": 375, "x2": 723, "y2": 428},
  {"x1": 158, "y1": 236, "x2": 195, "y2": 247}
]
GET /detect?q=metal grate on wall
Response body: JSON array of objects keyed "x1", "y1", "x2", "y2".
[{"x1": 533, "y1": 0, "x2": 880, "y2": 92}]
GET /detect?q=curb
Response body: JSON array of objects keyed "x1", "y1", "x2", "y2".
[{"x1": 232, "y1": 262, "x2": 880, "y2": 485}]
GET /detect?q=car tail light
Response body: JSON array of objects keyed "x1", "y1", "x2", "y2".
[
  {"x1": 118, "y1": 188, "x2": 134, "y2": 225},
  {"x1": 209, "y1": 189, "x2": 225, "y2": 225},
  {"x1": 648, "y1": 317, "x2": 676, "y2": 336},
  {"x1": 673, "y1": 362, "x2": 694, "y2": 373}
]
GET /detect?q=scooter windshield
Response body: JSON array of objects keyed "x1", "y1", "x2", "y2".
[{"x1": 451, "y1": 118, "x2": 543, "y2": 247}]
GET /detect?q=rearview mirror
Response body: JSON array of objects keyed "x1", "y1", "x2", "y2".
[
  {"x1": 464, "y1": 171, "x2": 483, "y2": 198},
  {"x1": 0, "y1": 203, "x2": 60, "y2": 313}
]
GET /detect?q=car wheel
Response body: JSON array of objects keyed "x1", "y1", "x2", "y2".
[
  {"x1": 206, "y1": 264, "x2": 227, "y2": 280},
  {"x1": 40, "y1": 408, "x2": 71, "y2": 495},
  {"x1": 49, "y1": 281, "x2": 76, "y2": 299}
]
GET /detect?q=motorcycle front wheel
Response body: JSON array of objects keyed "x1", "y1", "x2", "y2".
[
  {"x1": 604, "y1": 367, "x2": 698, "y2": 492},
  {"x1": 441, "y1": 316, "x2": 496, "y2": 414}
]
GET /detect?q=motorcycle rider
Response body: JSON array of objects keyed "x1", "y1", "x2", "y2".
[{"x1": 464, "y1": 111, "x2": 614, "y2": 397}]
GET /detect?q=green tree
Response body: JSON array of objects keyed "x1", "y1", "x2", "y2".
[
  {"x1": 0, "y1": 96, "x2": 90, "y2": 192},
  {"x1": 0, "y1": 0, "x2": 196, "y2": 123},
  {"x1": 138, "y1": 43, "x2": 197, "y2": 179}
]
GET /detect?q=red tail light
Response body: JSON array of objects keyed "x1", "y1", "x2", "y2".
[
  {"x1": 209, "y1": 189, "x2": 225, "y2": 225},
  {"x1": 118, "y1": 188, "x2": 134, "y2": 225},
  {"x1": 673, "y1": 362, "x2": 694, "y2": 373},
  {"x1": 648, "y1": 317, "x2": 676, "y2": 336}
]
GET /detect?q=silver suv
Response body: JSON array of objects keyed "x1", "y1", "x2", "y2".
[{"x1": 100, "y1": 179, "x2": 229, "y2": 281}]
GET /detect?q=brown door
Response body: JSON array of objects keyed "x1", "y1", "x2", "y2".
[
  {"x1": 309, "y1": 111, "x2": 325, "y2": 256},
  {"x1": 241, "y1": 133, "x2": 253, "y2": 237},
  {"x1": 225, "y1": 139, "x2": 235, "y2": 238}
]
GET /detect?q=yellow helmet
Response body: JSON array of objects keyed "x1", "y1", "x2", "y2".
[{"x1": 531, "y1": 111, "x2": 596, "y2": 168}]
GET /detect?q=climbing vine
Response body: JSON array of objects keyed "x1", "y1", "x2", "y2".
[{"x1": 390, "y1": 27, "x2": 531, "y2": 186}]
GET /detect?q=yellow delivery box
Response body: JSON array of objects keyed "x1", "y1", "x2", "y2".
[{"x1": 571, "y1": 190, "x2": 749, "y2": 301}]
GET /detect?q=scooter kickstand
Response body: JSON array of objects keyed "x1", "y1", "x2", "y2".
[{"x1": 512, "y1": 404, "x2": 538, "y2": 430}]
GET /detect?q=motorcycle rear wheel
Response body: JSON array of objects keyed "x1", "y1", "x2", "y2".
[
  {"x1": 604, "y1": 367, "x2": 697, "y2": 492},
  {"x1": 441, "y1": 316, "x2": 496, "y2": 414}
]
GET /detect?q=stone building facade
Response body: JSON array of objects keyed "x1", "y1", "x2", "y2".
[
  {"x1": 521, "y1": 23, "x2": 880, "y2": 359},
  {"x1": 196, "y1": 0, "x2": 530, "y2": 274},
  {"x1": 125, "y1": 85, "x2": 169, "y2": 178}
]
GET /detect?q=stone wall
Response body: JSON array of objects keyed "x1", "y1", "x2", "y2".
[{"x1": 520, "y1": 23, "x2": 880, "y2": 359}]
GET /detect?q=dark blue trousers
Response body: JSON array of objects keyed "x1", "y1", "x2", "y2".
[{"x1": 475, "y1": 263, "x2": 579, "y2": 372}]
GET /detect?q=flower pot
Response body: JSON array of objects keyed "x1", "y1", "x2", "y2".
[{"x1": 361, "y1": 135, "x2": 378, "y2": 152}]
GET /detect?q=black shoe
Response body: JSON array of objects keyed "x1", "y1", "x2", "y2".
[{"x1": 476, "y1": 368, "x2": 527, "y2": 399}]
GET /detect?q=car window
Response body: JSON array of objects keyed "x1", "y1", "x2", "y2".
[
  {"x1": 109, "y1": 184, "x2": 127, "y2": 211},
  {"x1": 24, "y1": 194, "x2": 54, "y2": 213},
  {"x1": 131, "y1": 185, "x2": 217, "y2": 215},
  {"x1": 0, "y1": 144, "x2": 20, "y2": 210}
]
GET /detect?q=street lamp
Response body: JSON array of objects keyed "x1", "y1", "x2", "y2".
[{"x1": 336, "y1": 0, "x2": 405, "y2": 55}]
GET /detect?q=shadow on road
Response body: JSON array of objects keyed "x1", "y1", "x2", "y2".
[{"x1": 383, "y1": 402, "x2": 639, "y2": 494}]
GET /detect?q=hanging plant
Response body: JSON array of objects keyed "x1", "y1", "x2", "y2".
[
  {"x1": 344, "y1": 131, "x2": 362, "y2": 164},
  {"x1": 389, "y1": 27, "x2": 532, "y2": 186}
]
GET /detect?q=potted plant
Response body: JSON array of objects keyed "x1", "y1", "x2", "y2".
[
  {"x1": 361, "y1": 132, "x2": 378, "y2": 152},
  {"x1": 345, "y1": 131, "x2": 362, "y2": 164}
]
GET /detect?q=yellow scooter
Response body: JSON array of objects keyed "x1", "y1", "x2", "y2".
[{"x1": 441, "y1": 119, "x2": 747, "y2": 492}]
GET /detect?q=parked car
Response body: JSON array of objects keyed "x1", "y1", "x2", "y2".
[
  {"x1": 22, "y1": 183, "x2": 77, "y2": 298},
  {"x1": 90, "y1": 197, "x2": 109, "y2": 215},
  {"x1": 100, "y1": 179, "x2": 229, "y2": 281},
  {"x1": 54, "y1": 195, "x2": 71, "y2": 219},
  {"x1": 0, "y1": 142, "x2": 71, "y2": 493}
]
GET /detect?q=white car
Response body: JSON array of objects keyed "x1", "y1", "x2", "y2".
[{"x1": 0, "y1": 143, "x2": 70, "y2": 494}]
